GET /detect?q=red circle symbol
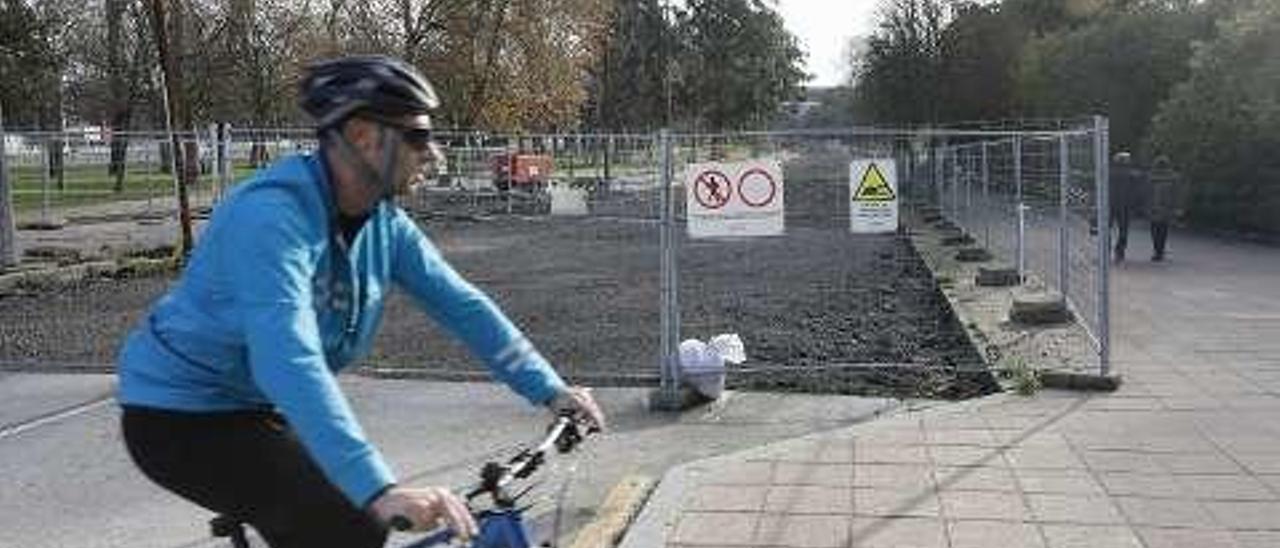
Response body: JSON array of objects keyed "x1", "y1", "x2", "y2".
[
  {"x1": 737, "y1": 168, "x2": 777, "y2": 208},
  {"x1": 694, "y1": 170, "x2": 733, "y2": 210}
]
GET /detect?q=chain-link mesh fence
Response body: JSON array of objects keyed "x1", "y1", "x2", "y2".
[
  {"x1": 2, "y1": 128, "x2": 318, "y2": 227},
  {"x1": 923, "y1": 120, "x2": 1110, "y2": 377},
  {"x1": 658, "y1": 130, "x2": 991, "y2": 399},
  {"x1": 0, "y1": 123, "x2": 1111, "y2": 397}
]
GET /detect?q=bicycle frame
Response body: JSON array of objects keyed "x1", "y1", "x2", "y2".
[
  {"x1": 395, "y1": 412, "x2": 590, "y2": 548},
  {"x1": 210, "y1": 414, "x2": 587, "y2": 548},
  {"x1": 403, "y1": 508, "x2": 532, "y2": 548}
]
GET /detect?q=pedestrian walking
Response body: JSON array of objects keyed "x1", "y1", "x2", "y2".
[
  {"x1": 1147, "y1": 155, "x2": 1182, "y2": 261},
  {"x1": 1110, "y1": 152, "x2": 1142, "y2": 262}
]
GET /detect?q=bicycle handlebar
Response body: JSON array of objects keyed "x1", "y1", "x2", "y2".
[{"x1": 390, "y1": 412, "x2": 592, "y2": 533}]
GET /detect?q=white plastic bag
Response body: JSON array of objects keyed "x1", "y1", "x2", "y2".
[{"x1": 678, "y1": 333, "x2": 745, "y2": 400}]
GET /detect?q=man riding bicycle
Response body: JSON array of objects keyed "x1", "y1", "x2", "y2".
[{"x1": 117, "y1": 55, "x2": 605, "y2": 548}]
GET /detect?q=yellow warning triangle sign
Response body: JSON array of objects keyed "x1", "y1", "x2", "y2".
[{"x1": 854, "y1": 163, "x2": 896, "y2": 202}]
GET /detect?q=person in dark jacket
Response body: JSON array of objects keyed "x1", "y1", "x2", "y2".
[
  {"x1": 1146, "y1": 155, "x2": 1182, "y2": 261},
  {"x1": 1110, "y1": 152, "x2": 1142, "y2": 262}
]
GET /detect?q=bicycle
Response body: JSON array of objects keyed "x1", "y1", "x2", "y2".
[{"x1": 210, "y1": 412, "x2": 594, "y2": 548}]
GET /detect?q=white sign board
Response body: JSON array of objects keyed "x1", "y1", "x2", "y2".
[
  {"x1": 685, "y1": 159, "x2": 785, "y2": 239},
  {"x1": 849, "y1": 159, "x2": 899, "y2": 233}
]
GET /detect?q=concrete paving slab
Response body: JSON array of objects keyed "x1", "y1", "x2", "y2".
[
  {"x1": 621, "y1": 229, "x2": 1280, "y2": 548},
  {"x1": 0, "y1": 372, "x2": 115, "y2": 432}
]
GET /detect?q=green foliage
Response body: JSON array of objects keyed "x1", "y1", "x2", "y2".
[
  {"x1": 853, "y1": 0, "x2": 947, "y2": 125},
  {"x1": 1014, "y1": 3, "x2": 1208, "y2": 152},
  {"x1": 1000, "y1": 356, "x2": 1042, "y2": 396},
  {"x1": 1148, "y1": 0, "x2": 1280, "y2": 236},
  {"x1": 0, "y1": 0, "x2": 70, "y2": 128},
  {"x1": 587, "y1": 0, "x2": 672, "y2": 130},
  {"x1": 937, "y1": 2, "x2": 1025, "y2": 122},
  {"x1": 676, "y1": 0, "x2": 808, "y2": 130}
]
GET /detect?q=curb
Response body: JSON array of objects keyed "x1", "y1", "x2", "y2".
[{"x1": 569, "y1": 475, "x2": 656, "y2": 548}]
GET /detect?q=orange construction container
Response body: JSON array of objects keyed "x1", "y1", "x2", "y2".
[{"x1": 491, "y1": 153, "x2": 554, "y2": 190}]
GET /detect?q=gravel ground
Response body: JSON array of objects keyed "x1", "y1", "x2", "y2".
[{"x1": 0, "y1": 158, "x2": 992, "y2": 399}]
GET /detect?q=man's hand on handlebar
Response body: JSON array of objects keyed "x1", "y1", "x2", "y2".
[
  {"x1": 369, "y1": 485, "x2": 478, "y2": 539},
  {"x1": 548, "y1": 385, "x2": 606, "y2": 432}
]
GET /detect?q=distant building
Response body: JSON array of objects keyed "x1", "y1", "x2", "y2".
[{"x1": 780, "y1": 100, "x2": 822, "y2": 119}]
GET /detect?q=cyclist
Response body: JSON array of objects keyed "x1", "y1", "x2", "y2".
[{"x1": 116, "y1": 55, "x2": 605, "y2": 548}]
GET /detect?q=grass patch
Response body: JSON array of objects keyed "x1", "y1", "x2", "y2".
[
  {"x1": 999, "y1": 357, "x2": 1042, "y2": 396},
  {"x1": 7, "y1": 163, "x2": 257, "y2": 212}
]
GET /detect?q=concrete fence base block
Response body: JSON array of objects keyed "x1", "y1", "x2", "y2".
[
  {"x1": 976, "y1": 266, "x2": 1020, "y2": 286},
  {"x1": 22, "y1": 245, "x2": 82, "y2": 264},
  {"x1": 1010, "y1": 291, "x2": 1073, "y2": 325},
  {"x1": 942, "y1": 234, "x2": 975, "y2": 247},
  {"x1": 1040, "y1": 371, "x2": 1122, "y2": 391},
  {"x1": 955, "y1": 247, "x2": 992, "y2": 262},
  {"x1": 17, "y1": 219, "x2": 67, "y2": 231},
  {"x1": 648, "y1": 386, "x2": 718, "y2": 412}
]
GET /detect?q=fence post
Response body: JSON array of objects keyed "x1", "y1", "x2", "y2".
[
  {"x1": 936, "y1": 138, "x2": 947, "y2": 209},
  {"x1": 41, "y1": 135, "x2": 51, "y2": 224},
  {"x1": 0, "y1": 105, "x2": 16, "y2": 268},
  {"x1": 217, "y1": 123, "x2": 231, "y2": 203},
  {"x1": 965, "y1": 146, "x2": 974, "y2": 236},
  {"x1": 656, "y1": 128, "x2": 682, "y2": 410},
  {"x1": 1094, "y1": 116, "x2": 1112, "y2": 376},
  {"x1": 1058, "y1": 135, "x2": 1070, "y2": 298},
  {"x1": 1014, "y1": 135, "x2": 1025, "y2": 280},
  {"x1": 982, "y1": 142, "x2": 990, "y2": 249},
  {"x1": 951, "y1": 145, "x2": 960, "y2": 228}
]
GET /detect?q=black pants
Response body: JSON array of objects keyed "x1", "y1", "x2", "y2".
[
  {"x1": 1111, "y1": 207, "x2": 1130, "y2": 260},
  {"x1": 1151, "y1": 220, "x2": 1169, "y2": 258},
  {"x1": 122, "y1": 406, "x2": 387, "y2": 548}
]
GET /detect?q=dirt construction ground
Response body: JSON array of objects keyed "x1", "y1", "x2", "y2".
[{"x1": 0, "y1": 158, "x2": 990, "y2": 399}]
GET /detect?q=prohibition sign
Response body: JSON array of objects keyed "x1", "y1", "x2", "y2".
[
  {"x1": 737, "y1": 167, "x2": 777, "y2": 208},
  {"x1": 694, "y1": 170, "x2": 733, "y2": 209}
]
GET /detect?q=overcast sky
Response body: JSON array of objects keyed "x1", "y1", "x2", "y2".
[{"x1": 774, "y1": 0, "x2": 880, "y2": 88}]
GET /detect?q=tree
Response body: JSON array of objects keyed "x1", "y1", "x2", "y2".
[
  {"x1": 59, "y1": 0, "x2": 159, "y2": 189},
  {"x1": 936, "y1": 2, "x2": 1023, "y2": 122},
  {"x1": 1013, "y1": 2, "x2": 1207, "y2": 152},
  {"x1": 324, "y1": 0, "x2": 611, "y2": 131},
  {"x1": 1148, "y1": 0, "x2": 1280, "y2": 235},
  {"x1": 148, "y1": 0, "x2": 195, "y2": 255},
  {"x1": 677, "y1": 0, "x2": 806, "y2": 131},
  {"x1": 586, "y1": 0, "x2": 673, "y2": 131},
  {"x1": 0, "y1": 0, "x2": 68, "y2": 129},
  {"x1": 852, "y1": 0, "x2": 947, "y2": 125}
]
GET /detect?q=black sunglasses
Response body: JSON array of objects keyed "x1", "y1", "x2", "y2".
[{"x1": 362, "y1": 114, "x2": 436, "y2": 149}]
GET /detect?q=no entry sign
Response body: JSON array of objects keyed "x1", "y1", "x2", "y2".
[{"x1": 686, "y1": 159, "x2": 785, "y2": 239}]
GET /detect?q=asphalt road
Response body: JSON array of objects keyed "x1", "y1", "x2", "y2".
[{"x1": 0, "y1": 373, "x2": 897, "y2": 548}]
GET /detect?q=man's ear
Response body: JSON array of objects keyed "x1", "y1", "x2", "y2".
[{"x1": 341, "y1": 117, "x2": 378, "y2": 155}]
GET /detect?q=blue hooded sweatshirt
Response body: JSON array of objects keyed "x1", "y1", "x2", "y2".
[{"x1": 117, "y1": 151, "x2": 567, "y2": 507}]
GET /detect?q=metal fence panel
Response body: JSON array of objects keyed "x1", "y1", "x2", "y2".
[{"x1": 1, "y1": 123, "x2": 1112, "y2": 389}]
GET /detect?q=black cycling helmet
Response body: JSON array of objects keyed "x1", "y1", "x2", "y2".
[{"x1": 299, "y1": 55, "x2": 440, "y2": 129}]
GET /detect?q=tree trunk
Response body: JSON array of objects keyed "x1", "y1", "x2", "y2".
[
  {"x1": 0, "y1": 105, "x2": 17, "y2": 269},
  {"x1": 48, "y1": 141, "x2": 65, "y2": 191},
  {"x1": 107, "y1": 0, "x2": 130, "y2": 190},
  {"x1": 149, "y1": 0, "x2": 195, "y2": 257},
  {"x1": 109, "y1": 118, "x2": 130, "y2": 190}
]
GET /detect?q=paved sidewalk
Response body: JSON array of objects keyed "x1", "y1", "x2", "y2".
[{"x1": 623, "y1": 228, "x2": 1280, "y2": 548}]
